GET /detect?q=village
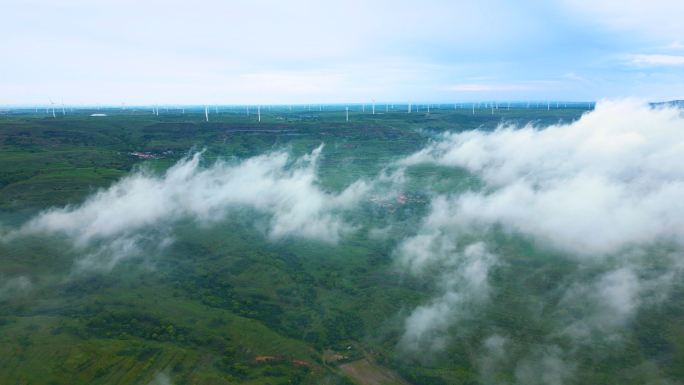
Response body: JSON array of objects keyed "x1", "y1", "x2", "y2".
[{"x1": 364, "y1": 193, "x2": 426, "y2": 211}]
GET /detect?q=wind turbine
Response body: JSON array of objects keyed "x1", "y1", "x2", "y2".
[
  {"x1": 49, "y1": 98, "x2": 56, "y2": 117},
  {"x1": 61, "y1": 100, "x2": 66, "y2": 115},
  {"x1": 408, "y1": 100, "x2": 411, "y2": 113},
  {"x1": 258, "y1": 106, "x2": 261, "y2": 122},
  {"x1": 372, "y1": 100, "x2": 375, "y2": 114},
  {"x1": 204, "y1": 104, "x2": 209, "y2": 121},
  {"x1": 215, "y1": 104, "x2": 218, "y2": 114},
  {"x1": 122, "y1": 103, "x2": 126, "y2": 111}
]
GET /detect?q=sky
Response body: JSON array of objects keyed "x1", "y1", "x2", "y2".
[{"x1": 1, "y1": 0, "x2": 683, "y2": 105}]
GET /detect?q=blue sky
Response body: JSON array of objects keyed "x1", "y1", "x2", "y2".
[{"x1": 2, "y1": 0, "x2": 683, "y2": 105}]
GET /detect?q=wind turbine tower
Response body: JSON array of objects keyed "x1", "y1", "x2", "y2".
[
  {"x1": 346, "y1": 106, "x2": 349, "y2": 121},
  {"x1": 258, "y1": 106, "x2": 261, "y2": 122},
  {"x1": 61, "y1": 100, "x2": 65, "y2": 115},
  {"x1": 372, "y1": 100, "x2": 375, "y2": 114},
  {"x1": 204, "y1": 105, "x2": 208, "y2": 121}
]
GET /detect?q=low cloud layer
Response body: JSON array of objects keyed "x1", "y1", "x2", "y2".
[
  {"x1": 399, "y1": 242, "x2": 497, "y2": 352},
  {"x1": 514, "y1": 346, "x2": 576, "y2": 385},
  {"x1": 558, "y1": 265, "x2": 675, "y2": 344},
  {"x1": 1, "y1": 145, "x2": 373, "y2": 272},
  {"x1": 399, "y1": 99, "x2": 684, "y2": 256},
  {"x1": 396, "y1": 100, "x2": 684, "y2": 382},
  {"x1": 0, "y1": 276, "x2": 32, "y2": 299},
  {"x1": 13, "y1": 145, "x2": 369, "y2": 246}
]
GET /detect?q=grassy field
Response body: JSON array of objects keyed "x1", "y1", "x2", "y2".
[{"x1": 3, "y1": 105, "x2": 680, "y2": 385}]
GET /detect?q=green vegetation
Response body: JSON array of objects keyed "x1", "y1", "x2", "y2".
[{"x1": 2, "y1": 105, "x2": 680, "y2": 385}]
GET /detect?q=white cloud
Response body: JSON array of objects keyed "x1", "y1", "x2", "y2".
[
  {"x1": 630, "y1": 54, "x2": 684, "y2": 66},
  {"x1": 0, "y1": 276, "x2": 33, "y2": 298},
  {"x1": 477, "y1": 335, "x2": 510, "y2": 381},
  {"x1": 514, "y1": 346, "x2": 576, "y2": 385},
  {"x1": 8, "y1": 145, "x2": 371, "y2": 257},
  {"x1": 399, "y1": 242, "x2": 497, "y2": 351},
  {"x1": 398, "y1": 99, "x2": 684, "y2": 256},
  {"x1": 147, "y1": 371, "x2": 173, "y2": 385},
  {"x1": 395, "y1": 99, "x2": 684, "y2": 359},
  {"x1": 562, "y1": 73, "x2": 589, "y2": 83},
  {"x1": 448, "y1": 84, "x2": 533, "y2": 91},
  {"x1": 669, "y1": 41, "x2": 684, "y2": 49},
  {"x1": 560, "y1": 268, "x2": 641, "y2": 341},
  {"x1": 561, "y1": 0, "x2": 684, "y2": 40},
  {"x1": 559, "y1": 265, "x2": 675, "y2": 343}
]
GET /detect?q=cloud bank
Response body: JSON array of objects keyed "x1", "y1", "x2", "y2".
[
  {"x1": 0, "y1": 276, "x2": 32, "y2": 299},
  {"x1": 395, "y1": 100, "x2": 684, "y2": 383},
  {"x1": 3, "y1": 145, "x2": 372, "y2": 271},
  {"x1": 399, "y1": 242, "x2": 497, "y2": 352},
  {"x1": 399, "y1": 99, "x2": 684, "y2": 256}
]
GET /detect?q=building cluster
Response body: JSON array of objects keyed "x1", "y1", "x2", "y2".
[
  {"x1": 129, "y1": 151, "x2": 156, "y2": 159},
  {"x1": 364, "y1": 193, "x2": 426, "y2": 211}
]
